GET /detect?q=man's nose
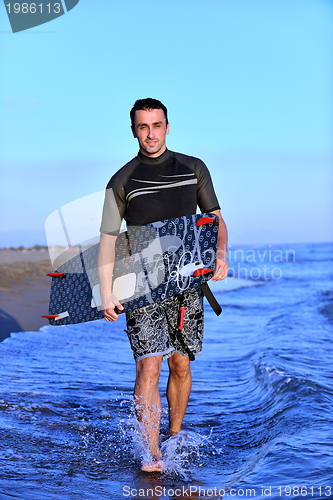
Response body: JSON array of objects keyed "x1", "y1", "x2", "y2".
[{"x1": 147, "y1": 127, "x2": 155, "y2": 138}]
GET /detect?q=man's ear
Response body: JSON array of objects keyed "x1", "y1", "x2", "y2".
[
  {"x1": 166, "y1": 122, "x2": 170, "y2": 135},
  {"x1": 131, "y1": 126, "x2": 137, "y2": 138}
]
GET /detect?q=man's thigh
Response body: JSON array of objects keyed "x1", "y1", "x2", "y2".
[
  {"x1": 163, "y1": 288, "x2": 204, "y2": 357},
  {"x1": 125, "y1": 302, "x2": 174, "y2": 362},
  {"x1": 125, "y1": 288, "x2": 204, "y2": 362}
]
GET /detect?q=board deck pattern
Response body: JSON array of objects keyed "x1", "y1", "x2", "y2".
[{"x1": 47, "y1": 213, "x2": 219, "y2": 326}]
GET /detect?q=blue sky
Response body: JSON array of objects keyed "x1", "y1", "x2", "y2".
[{"x1": 0, "y1": 0, "x2": 332, "y2": 246}]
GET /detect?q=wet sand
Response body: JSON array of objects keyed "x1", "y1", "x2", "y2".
[{"x1": 0, "y1": 250, "x2": 53, "y2": 342}]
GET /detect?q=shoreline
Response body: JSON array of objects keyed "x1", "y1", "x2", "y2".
[{"x1": 0, "y1": 251, "x2": 53, "y2": 342}]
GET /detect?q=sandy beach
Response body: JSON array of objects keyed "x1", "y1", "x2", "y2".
[{"x1": 0, "y1": 250, "x2": 53, "y2": 342}]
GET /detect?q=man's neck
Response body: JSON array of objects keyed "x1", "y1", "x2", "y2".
[
  {"x1": 138, "y1": 148, "x2": 170, "y2": 165},
  {"x1": 139, "y1": 144, "x2": 167, "y2": 158}
]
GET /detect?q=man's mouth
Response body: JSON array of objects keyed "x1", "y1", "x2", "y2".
[{"x1": 146, "y1": 140, "x2": 157, "y2": 146}]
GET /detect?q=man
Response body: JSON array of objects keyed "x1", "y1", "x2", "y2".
[{"x1": 98, "y1": 98, "x2": 228, "y2": 472}]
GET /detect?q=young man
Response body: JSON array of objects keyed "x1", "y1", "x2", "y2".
[{"x1": 98, "y1": 98, "x2": 228, "y2": 472}]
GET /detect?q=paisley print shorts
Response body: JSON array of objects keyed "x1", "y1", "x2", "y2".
[{"x1": 125, "y1": 288, "x2": 204, "y2": 362}]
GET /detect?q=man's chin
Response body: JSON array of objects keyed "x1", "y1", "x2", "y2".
[{"x1": 141, "y1": 144, "x2": 164, "y2": 156}]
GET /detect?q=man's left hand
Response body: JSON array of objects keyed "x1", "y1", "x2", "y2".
[{"x1": 211, "y1": 253, "x2": 229, "y2": 281}]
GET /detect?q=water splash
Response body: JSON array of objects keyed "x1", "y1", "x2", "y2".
[{"x1": 118, "y1": 402, "x2": 223, "y2": 481}]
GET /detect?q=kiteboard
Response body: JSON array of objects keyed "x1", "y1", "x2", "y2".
[{"x1": 43, "y1": 213, "x2": 220, "y2": 326}]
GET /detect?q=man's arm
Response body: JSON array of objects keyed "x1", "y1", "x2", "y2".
[
  {"x1": 98, "y1": 233, "x2": 124, "y2": 321},
  {"x1": 210, "y1": 209, "x2": 229, "y2": 281}
]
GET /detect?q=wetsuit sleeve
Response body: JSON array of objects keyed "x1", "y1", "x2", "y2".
[
  {"x1": 99, "y1": 176, "x2": 125, "y2": 236},
  {"x1": 99, "y1": 158, "x2": 139, "y2": 235},
  {"x1": 195, "y1": 159, "x2": 220, "y2": 213}
]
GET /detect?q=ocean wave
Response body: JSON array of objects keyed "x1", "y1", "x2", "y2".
[
  {"x1": 253, "y1": 361, "x2": 333, "y2": 405},
  {"x1": 317, "y1": 289, "x2": 333, "y2": 323},
  {"x1": 208, "y1": 277, "x2": 264, "y2": 294}
]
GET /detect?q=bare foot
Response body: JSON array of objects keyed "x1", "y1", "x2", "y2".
[
  {"x1": 161, "y1": 430, "x2": 180, "y2": 443},
  {"x1": 168, "y1": 430, "x2": 179, "y2": 438},
  {"x1": 141, "y1": 460, "x2": 164, "y2": 472}
]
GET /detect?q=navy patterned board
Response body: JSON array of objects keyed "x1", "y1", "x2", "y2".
[{"x1": 46, "y1": 213, "x2": 219, "y2": 326}]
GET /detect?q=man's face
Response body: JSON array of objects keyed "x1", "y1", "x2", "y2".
[{"x1": 132, "y1": 109, "x2": 169, "y2": 157}]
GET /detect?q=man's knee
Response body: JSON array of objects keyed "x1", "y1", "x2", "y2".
[
  {"x1": 168, "y1": 354, "x2": 191, "y2": 380},
  {"x1": 136, "y1": 356, "x2": 162, "y2": 384}
]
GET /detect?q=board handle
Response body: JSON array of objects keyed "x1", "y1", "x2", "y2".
[{"x1": 114, "y1": 305, "x2": 126, "y2": 315}]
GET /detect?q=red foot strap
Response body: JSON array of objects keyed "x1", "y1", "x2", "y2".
[
  {"x1": 193, "y1": 268, "x2": 213, "y2": 277},
  {"x1": 196, "y1": 216, "x2": 216, "y2": 226},
  {"x1": 47, "y1": 273, "x2": 66, "y2": 278},
  {"x1": 42, "y1": 314, "x2": 60, "y2": 319},
  {"x1": 178, "y1": 306, "x2": 185, "y2": 330}
]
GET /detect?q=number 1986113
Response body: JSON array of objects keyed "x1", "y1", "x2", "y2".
[
  {"x1": 6, "y1": 3, "x2": 61, "y2": 14},
  {"x1": 278, "y1": 486, "x2": 332, "y2": 497}
]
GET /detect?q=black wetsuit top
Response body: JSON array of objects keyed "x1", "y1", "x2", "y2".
[{"x1": 100, "y1": 149, "x2": 220, "y2": 235}]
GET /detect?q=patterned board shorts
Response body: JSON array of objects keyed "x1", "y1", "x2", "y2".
[{"x1": 125, "y1": 288, "x2": 204, "y2": 362}]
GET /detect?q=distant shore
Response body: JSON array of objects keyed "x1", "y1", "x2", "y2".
[
  {"x1": 0, "y1": 249, "x2": 53, "y2": 342},
  {"x1": 0, "y1": 247, "x2": 49, "y2": 264}
]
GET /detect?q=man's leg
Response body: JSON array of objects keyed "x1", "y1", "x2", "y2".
[
  {"x1": 134, "y1": 355, "x2": 163, "y2": 467},
  {"x1": 166, "y1": 352, "x2": 192, "y2": 436}
]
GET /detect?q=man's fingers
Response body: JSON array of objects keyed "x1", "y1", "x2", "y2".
[
  {"x1": 102, "y1": 295, "x2": 124, "y2": 322},
  {"x1": 104, "y1": 306, "x2": 119, "y2": 322},
  {"x1": 212, "y1": 262, "x2": 229, "y2": 281}
]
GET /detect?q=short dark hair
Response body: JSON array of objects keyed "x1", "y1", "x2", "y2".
[{"x1": 130, "y1": 98, "x2": 168, "y2": 130}]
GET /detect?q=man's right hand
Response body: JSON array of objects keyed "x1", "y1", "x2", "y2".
[{"x1": 102, "y1": 294, "x2": 124, "y2": 322}]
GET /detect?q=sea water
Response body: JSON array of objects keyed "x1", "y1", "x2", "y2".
[{"x1": 0, "y1": 243, "x2": 332, "y2": 500}]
